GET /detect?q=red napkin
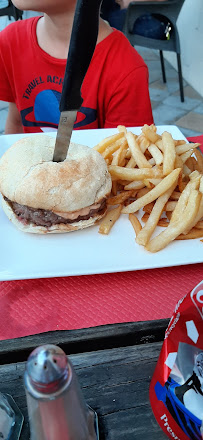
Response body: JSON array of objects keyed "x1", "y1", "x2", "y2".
[
  {"x1": 0, "y1": 264, "x2": 202, "y2": 341},
  {"x1": 0, "y1": 137, "x2": 202, "y2": 341},
  {"x1": 187, "y1": 135, "x2": 203, "y2": 146}
]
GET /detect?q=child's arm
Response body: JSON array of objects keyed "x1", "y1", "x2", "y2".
[
  {"x1": 117, "y1": 0, "x2": 167, "y2": 8},
  {"x1": 5, "y1": 103, "x2": 24, "y2": 134}
]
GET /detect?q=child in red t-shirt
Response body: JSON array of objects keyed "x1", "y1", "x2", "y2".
[{"x1": 0, "y1": 0, "x2": 153, "y2": 134}]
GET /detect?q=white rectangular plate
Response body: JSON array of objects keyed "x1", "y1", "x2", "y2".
[{"x1": 0, "y1": 126, "x2": 202, "y2": 281}]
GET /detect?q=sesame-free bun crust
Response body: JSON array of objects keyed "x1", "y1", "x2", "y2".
[
  {"x1": 1, "y1": 197, "x2": 107, "y2": 234},
  {"x1": 0, "y1": 135, "x2": 112, "y2": 212}
]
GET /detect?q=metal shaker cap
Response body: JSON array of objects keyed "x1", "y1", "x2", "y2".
[{"x1": 25, "y1": 344, "x2": 71, "y2": 395}]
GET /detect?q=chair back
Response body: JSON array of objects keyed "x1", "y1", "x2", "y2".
[
  {"x1": 123, "y1": 0, "x2": 185, "y2": 53},
  {"x1": 0, "y1": 0, "x2": 23, "y2": 20}
]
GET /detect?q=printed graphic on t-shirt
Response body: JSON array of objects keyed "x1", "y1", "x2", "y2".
[{"x1": 21, "y1": 75, "x2": 97, "y2": 131}]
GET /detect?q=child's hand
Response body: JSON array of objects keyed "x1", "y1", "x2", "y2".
[
  {"x1": 116, "y1": 0, "x2": 167, "y2": 9},
  {"x1": 115, "y1": 0, "x2": 130, "y2": 9}
]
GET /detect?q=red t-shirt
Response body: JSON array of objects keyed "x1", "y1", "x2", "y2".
[{"x1": 0, "y1": 16, "x2": 153, "y2": 133}]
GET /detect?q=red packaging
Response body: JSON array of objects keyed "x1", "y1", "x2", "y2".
[{"x1": 150, "y1": 280, "x2": 203, "y2": 440}]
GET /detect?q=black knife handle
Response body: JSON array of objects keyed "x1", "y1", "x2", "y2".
[{"x1": 60, "y1": 0, "x2": 103, "y2": 112}]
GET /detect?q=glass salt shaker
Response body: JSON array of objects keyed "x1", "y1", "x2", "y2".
[
  {"x1": 24, "y1": 344, "x2": 99, "y2": 440},
  {"x1": 0, "y1": 392, "x2": 23, "y2": 440}
]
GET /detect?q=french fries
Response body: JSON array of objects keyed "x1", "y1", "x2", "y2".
[
  {"x1": 136, "y1": 183, "x2": 177, "y2": 246},
  {"x1": 122, "y1": 168, "x2": 181, "y2": 214},
  {"x1": 99, "y1": 205, "x2": 122, "y2": 235},
  {"x1": 129, "y1": 214, "x2": 142, "y2": 236},
  {"x1": 162, "y1": 131, "x2": 176, "y2": 176},
  {"x1": 102, "y1": 138, "x2": 127, "y2": 160},
  {"x1": 148, "y1": 144, "x2": 163, "y2": 166},
  {"x1": 194, "y1": 149, "x2": 203, "y2": 173},
  {"x1": 107, "y1": 190, "x2": 135, "y2": 205},
  {"x1": 93, "y1": 132, "x2": 124, "y2": 154},
  {"x1": 108, "y1": 165, "x2": 163, "y2": 181},
  {"x1": 146, "y1": 190, "x2": 201, "y2": 252},
  {"x1": 125, "y1": 132, "x2": 152, "y2": 169},
  {"x1": 96, "y1": 124, "x2": 203, "y2": 253},
  {"x1": 142, "y1": 124, "x2": 161, "y2": 143},
  {"x1": 170, "y1": 172, "x2": 201, "y2": 223},
  {"x1": 177, "y1": 229, "x2": 203, "y2": 239}
]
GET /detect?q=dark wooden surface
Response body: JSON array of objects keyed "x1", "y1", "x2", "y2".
[{"x1": 0, "y1": 319, "x2": 169, "y2": 439}]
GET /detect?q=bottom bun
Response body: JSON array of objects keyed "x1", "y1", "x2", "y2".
[{"x1": 2, "y1": 198, "x2": 106, "y2": 234}]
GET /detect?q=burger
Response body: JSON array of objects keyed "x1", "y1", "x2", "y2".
[{"x1": 0, "y1": 135, "x2": 112, "y2": 233}]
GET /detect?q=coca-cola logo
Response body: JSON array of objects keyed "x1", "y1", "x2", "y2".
[{"x1": 191, "y1": 281, "x2": 203, "y2": 319}]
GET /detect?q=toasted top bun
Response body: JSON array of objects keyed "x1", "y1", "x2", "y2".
[{"x1": 0, "y1": 135, "x2": 112, "y2": 212}]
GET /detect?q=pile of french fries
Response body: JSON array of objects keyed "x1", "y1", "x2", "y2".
[{"x1": 93, "y1": 124, "x2": 203, "y2": 253}]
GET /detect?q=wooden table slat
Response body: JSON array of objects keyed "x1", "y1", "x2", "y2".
[
  {"x1": 0, "y1": 319, "x2": 169, "y2": 364},
  {"x1": 0, "y1": 322, "x2": 168, "y2": 439}
]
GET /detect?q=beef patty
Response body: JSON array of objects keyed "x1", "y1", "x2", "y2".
[{"x1": 4, "y1": 197, "x2": 106, "y2": 227}]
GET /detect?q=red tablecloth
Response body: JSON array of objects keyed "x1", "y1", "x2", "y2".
[{"x1": 0, "y1": 136, "x2": 202, "y2": 341}]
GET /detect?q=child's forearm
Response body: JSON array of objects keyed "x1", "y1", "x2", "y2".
[
  {"x1": 117, "y1": 0, "x2": 167, "y2": 8},
  {"x1": 5, "y1": 103, "x2": 24, "y2": 134},
  {"x1": 5, "y1": 118, "x2": 24, "y2": 134}
]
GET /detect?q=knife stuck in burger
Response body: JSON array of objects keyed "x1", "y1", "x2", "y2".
[
  {"x1": 0, "y1": 135, "x2": 112, "y2": 233},
  {"x1": 53, "y1": 0, "x2": 103, "y2": 162},
  {"x1": 0, "y1": 0, "x2": 112, "y2": 234}
]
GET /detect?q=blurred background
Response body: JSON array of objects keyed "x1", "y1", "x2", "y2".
[{"x1": 0, "y1": 0, "x2": 202, "y2": 138}]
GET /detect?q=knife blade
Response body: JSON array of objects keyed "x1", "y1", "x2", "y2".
[{"x1": 53, "y1": 0, "x2": 103, "y2": 162}]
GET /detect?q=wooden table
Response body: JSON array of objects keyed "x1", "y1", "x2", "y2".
[{"x1": 0, "y1": 319, "x2": 170, "y2": 439}]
